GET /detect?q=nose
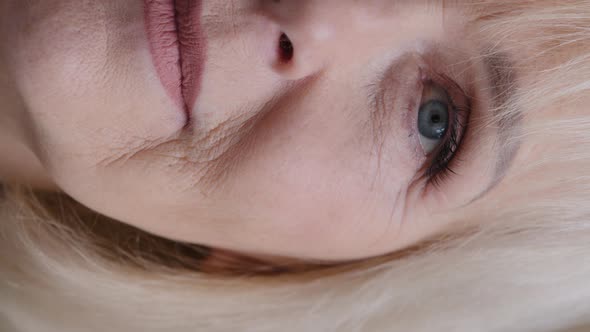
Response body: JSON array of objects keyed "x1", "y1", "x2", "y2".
[{"x1": 264, "y1": 0, "x2": 365, "y2": 80}]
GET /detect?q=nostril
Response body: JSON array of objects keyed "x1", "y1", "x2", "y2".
[{"x1": 278, "y1": 33, "x2": 294, "y2": 63}]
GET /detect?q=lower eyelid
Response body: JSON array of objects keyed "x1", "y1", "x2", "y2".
[
  {"x1": 404, "y1": 77, "x2": 429, "y2": 165},
  {"x1": 370, "y1": 53, "x2": 427, "y2": 168}
]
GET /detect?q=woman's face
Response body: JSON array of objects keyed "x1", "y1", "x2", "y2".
[{"x1": 2, "y1": 0, "x2": 520, "y2": 260}]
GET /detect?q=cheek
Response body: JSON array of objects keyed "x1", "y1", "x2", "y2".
[{"x1": 212, "y1": 133, "x2": 410, "y2": 260}]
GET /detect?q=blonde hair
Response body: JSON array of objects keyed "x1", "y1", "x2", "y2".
[{"x1": 3, "y1": 1, "x2": 590, "y2": 331}]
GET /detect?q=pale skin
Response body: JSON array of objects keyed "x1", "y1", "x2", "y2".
[{"x1": 1, "y1": 0, "x2": 536, "y2": 261}]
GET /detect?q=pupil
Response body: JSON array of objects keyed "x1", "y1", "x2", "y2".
[{"x1": 418, "y1": 101, "x2": 449, "y2": 140}]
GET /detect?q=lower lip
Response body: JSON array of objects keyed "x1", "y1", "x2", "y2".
[{"x1": 144, "y1": 0, "x2": 206, "y2": 120}]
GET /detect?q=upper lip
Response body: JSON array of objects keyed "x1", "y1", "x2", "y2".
[
  {"x1": 174, "y1": 2, "x2": 189, "y2": 112},
  {"x1": 144, "y1": 0, "x2": 205, "y2": 123},
  {"x1": 175, "y1": 0, "x2": 206, "y2": 118}
]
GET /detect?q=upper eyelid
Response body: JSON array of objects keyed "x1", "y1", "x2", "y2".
[{"x1": 423, "y1": 49, "x2": 524, "y2": 204}]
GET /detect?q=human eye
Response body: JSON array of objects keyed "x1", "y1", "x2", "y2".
[{"x1": 416, "y1": 74, "x2": 472, "y2": 187}]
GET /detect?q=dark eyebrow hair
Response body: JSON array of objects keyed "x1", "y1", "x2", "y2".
[
  {"x1": 486, "y1": 51, "x2": 522, "y2": 171},
  {"x1": 470, "y1": 51, "x2": 522, "y2": 203},
  {"x1": 485, "y1": 52, "x2": 519, "y2": 111}
]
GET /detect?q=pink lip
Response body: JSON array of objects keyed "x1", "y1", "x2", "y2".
[{"x1": 144, "y1": 0, "x2": 206, "y2": 121}]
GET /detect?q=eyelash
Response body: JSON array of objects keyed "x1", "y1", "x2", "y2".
[{"x1": 422, "y1": 75, "x2": 472, "y2": 187}]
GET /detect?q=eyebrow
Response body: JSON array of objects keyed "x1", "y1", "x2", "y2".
[{"x1": 470, "y1": 51, "x2": 523, "y2": 202}]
